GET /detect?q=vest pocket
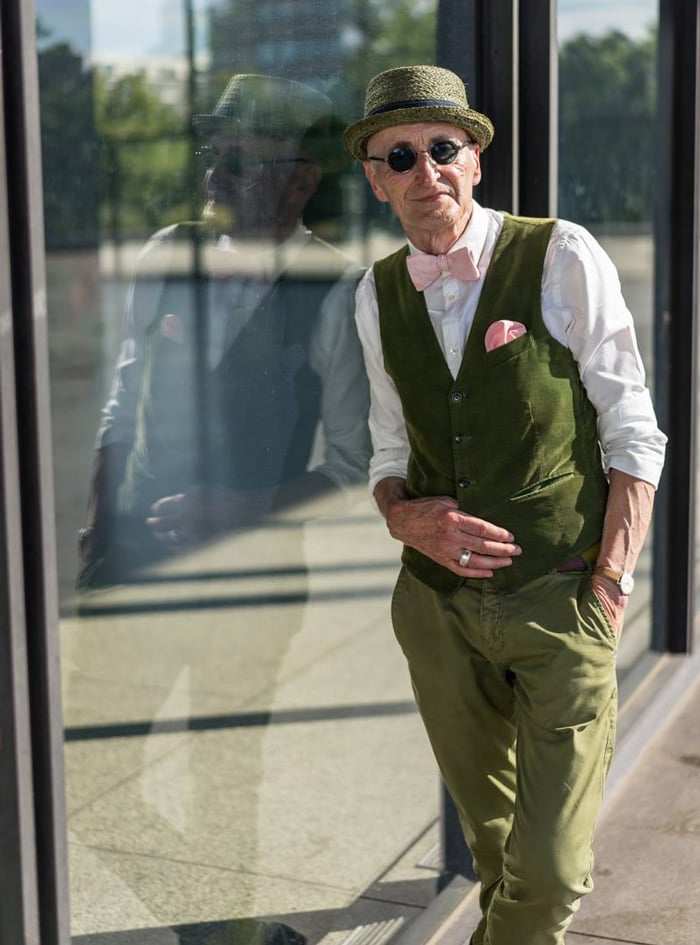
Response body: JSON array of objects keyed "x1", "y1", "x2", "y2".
[
  {"x1": 483, "y1": 329, "x2": 533, "y2": 366},
  {"x1": 508, "y1": 470, "x2": 575, "y2": 502}
]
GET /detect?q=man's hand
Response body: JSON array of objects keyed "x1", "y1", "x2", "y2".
[
  {"x1": 590, "y1": 573, "x2": 628, "y2": 633},
  {"x1": 592, "y1": 467, "x2": 656, "y2": 635},
  {"x1": 146, "y1": 484, "x2": 273, "y2": 548},
  {"x1": 375, "y1": 478, "x2": 521, "y2": 578}
]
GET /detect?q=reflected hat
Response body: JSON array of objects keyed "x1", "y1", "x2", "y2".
[
  {"x1": 194, "y1": 74, "x2": 332, "y2": 140},
  {"x1": 342, "y1": 65, "x2": 494, "y2": 161}
]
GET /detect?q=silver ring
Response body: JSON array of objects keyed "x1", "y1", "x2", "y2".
[{"x1": 459, "y1": 549, "x2": 472, "y2": 568}]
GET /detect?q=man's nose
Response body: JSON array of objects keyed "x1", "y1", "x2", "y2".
[{"x1": 413, "y1": 150, "x2": 441, "y2": 181}]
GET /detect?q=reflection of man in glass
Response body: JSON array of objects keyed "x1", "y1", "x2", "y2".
[{"x1": 78, "y1": 74, "x2": 370, "y2": 584}]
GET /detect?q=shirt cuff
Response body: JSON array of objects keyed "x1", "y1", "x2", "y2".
[
  {"x1": 368, "y1": 454, "x2": 409, "y2": 501},
  {"x1": 597, "y1": 389, "x2": 667, "y2": 489}
]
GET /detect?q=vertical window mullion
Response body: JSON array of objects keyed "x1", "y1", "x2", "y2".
[
  {"x1": 0, "y1": 70, "x2": 42, "y2": 945},
  {"x1": 1, "y1": 0, "x2": 71, "y2": 938},
  {"x1": 518, "y1": 0, "x2": 557, "y2": 217},
  {"x1": 653, "y1": 0, "x2": 699, "y2": 654}
]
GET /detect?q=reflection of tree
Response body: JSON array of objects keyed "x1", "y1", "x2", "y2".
[
  {"x1": 204, "y1": 0, "x2": 435, "y2": 116},
  {"x1": 559, "y1": 28, "x2": 656, "y2": 226},
  {"x1": 352, "y1": 0, "x2": 437, "y2": 81},
  {"x1": 38, "y1": 36, "x2": 100, "y2": 249},
  {"x1": 94, "y1": 70, "x2": 191, "y2": 242},
  {"x1": 38, "y1": 26, "x2": 192, "y2": 248}
]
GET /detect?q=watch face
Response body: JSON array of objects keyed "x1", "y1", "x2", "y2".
[{"x1": 619, "y1": 572, "x2": 635, "y2": 594}]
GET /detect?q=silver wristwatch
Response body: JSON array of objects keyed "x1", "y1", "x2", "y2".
[{"x1": 593, "y1": 566, "x2": 635, "y2": 595}]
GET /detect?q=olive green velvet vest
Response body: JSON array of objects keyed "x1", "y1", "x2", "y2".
[
  {"x1": 118, "y1": 226, "x2": 347, "y2": 521},
  {"x1": 374, "y1": 213, "x2": 608, "y2": 594}
]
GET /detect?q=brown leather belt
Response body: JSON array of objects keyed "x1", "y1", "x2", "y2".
[{"x1": 554, "y1": 541, "x2": 601, "y2": 573}]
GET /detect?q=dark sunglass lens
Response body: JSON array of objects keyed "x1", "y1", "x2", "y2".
[
  {"x1": 431, "y1": 141, "x2": 460, "y2": 165},
  {"x1": 196, "y1": 145, "x2": 216, "y2": 164},
  {"x1": 387, "y1": 147, "x2": 417, "y2": 173}
]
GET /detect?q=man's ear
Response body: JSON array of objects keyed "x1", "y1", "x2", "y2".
[
  {"x1": 293, "y1": 161, "x2": 322, "y2": 199},
  {"x1": 363, "y1": 161, "x2": 389, "y2": 203},
  {"x1": 471, "y1": 146, "x2": 482, "y2": 186}
]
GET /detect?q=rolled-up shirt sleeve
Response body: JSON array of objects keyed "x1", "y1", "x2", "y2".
[
  {"x1": 308, "y1": 269, "x2": 373, "y2": 487},
  {"x1": 95, "y1": 229, "x2": 176, "y2": 450},
  {"x1": 543, "y1": 222, "x2": 667, "y2": 488},
  {"x1": 354, "y1": 269, "x2": 410, "y2": 494},
  {"x1": 96, "y1": 279, "x2": 154, "y2": 449}
]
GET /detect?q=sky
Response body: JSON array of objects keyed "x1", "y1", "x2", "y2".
[
  {"x1": 39, "y1": 0, "x2": 658, "y2": 63},
  {"x1": 557, "y1": 0, "x2": 656, "y2": 41}
]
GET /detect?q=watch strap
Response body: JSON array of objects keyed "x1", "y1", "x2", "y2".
[
  {"x1": 593, "y1": 565, "x2": 634, "y2": 594},
  {"x1": 593, "y1": 566, "x2": 624, "y2": 584}
]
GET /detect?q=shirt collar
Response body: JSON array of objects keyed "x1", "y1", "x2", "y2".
[
  {"x1": 208, "y1": 223, "x2": 311, "y2": 279},
  {"x1": 407, "y1": 200, "x2": 489, "y2": 270}
]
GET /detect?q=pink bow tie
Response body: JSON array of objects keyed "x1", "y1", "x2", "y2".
[{"x1": 406, "y1": 246, "x2": 480, "y2": 291}]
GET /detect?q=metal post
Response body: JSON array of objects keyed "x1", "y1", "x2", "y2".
[
  {"x1": 438, "y1": 0, "x2": 518, "y2": 212},
  {"x1": 0, "y1": 60, "x2": 42, "y2": 945},
  {"x1": 652, "y1": 0, "x2": 699, "y2": 654},
  {"x1": 518, "y1": 0, "x2": 557, "y2": 217},
  {"x1": 1, "y1": 0, "x2": 71, "y2": 938}
]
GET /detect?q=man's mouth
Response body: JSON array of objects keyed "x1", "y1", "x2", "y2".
[{"x1": 416, "y1": 190, "x2": 452, "y2": 202}]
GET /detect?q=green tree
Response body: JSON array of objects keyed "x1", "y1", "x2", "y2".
[
  {"x1": 200, "y1": 0, "x2": 438, "y2": 240},
  {"x1": 38, "y1": 38, "x2": 100, "y2": 249},
  {"x1": 94, "y1": 69, "x2": 192, "y2": 240},
  {"x1": 558, "y1": 27, "x2": 657, "y2": 225},
  {"x1": 341, "y1": 0, "x2": 436, "y2": 118}
]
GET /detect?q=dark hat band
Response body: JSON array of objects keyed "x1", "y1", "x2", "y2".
[{"x1": 368, "y1": 97, "x2": 462, "y2": 117}]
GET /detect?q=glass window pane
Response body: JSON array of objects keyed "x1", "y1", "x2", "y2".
[
  {"x1": 557, "y1": 0, "x2": 659, "y2": 678},
  {"x1": 37, "y1": 0, "x2": 444, "y2": 938}
]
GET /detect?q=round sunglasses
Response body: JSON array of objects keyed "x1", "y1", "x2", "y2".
[
  {"x1": 367, "y1": 139, "x2": 473, "y2": 174},
  {"x1": 196, "y1": 145, "x2": 310, "y2": 177}
]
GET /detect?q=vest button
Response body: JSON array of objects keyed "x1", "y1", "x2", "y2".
[
  {"x1": 454, "y1": 434, "x2": 463, "y2": 444},
  {"x1": 458, "y1": 478, "x2": 472, "y2": 489},
  {"x1": 450, "y1": 391, "x2": 464, "y2": 404}
]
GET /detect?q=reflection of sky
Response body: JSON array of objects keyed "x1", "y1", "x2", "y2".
[
  {"x1": 38, "y1": 0, "x2": 657, "y2": 61},
  {"x1": 558, "y1": 0, "x2": 656, "y2": 40}
]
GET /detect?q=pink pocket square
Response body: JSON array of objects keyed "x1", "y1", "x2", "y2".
[
  {"x1": 484, "y1": 319, "x2": 527, "y2": 352},
  {"x1": 160, "y1": 313, "x2": 185, "y2": 344}
]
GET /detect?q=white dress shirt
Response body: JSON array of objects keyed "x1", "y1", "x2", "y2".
[
  {"x1": 355, "y1": 201, "x2": 667, "y2": 493},
  {"x1": 98, "y1": 223, "x2": 371, "y2": 488}
]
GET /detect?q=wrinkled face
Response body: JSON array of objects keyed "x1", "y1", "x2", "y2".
[
  {"x1": 198, "y1": 130, "x2": 319, "y2": 238},
  {"x1": 363, "y1": 122, "x2": 481, "y2": 244}
]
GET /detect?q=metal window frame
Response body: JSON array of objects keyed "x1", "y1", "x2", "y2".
[
  {"x1": 438, "y1": 0, "x2": 519, "y2": 211},
  {"x1": 0, "y1": 60, "x2": 42, "y2": 945},
  {"x1": 0, "y1": 0, "x2": 71, "y2": 939},
  {"x1": 438, "y1": 0, "x2": 557, "y2": 217},
  {"x1": 652, "y1": 0, "x2": 699, "y2": 654},
  {"x1": 518, "y1": 0, "x2": 557, "y2": 218}
]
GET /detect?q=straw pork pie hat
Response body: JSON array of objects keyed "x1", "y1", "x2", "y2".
[
  {"x1": 194, "y1": 73, "x2": 332, "y2": 140},
  {"x1": 342, "y1": 65, "x2": 494, "y2": 161}
]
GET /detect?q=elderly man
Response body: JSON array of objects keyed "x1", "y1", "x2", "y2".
[
  {"x1": 342, "y1": 65, "x2": 666, "y2": 945},
  {"x1": 78, "y1": 74, "x2": 370, "y2": 585}
]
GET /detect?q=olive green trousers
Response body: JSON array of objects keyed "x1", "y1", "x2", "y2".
[{"x1": 391, "y1": 566, "x2": 618, "y2": 945}]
